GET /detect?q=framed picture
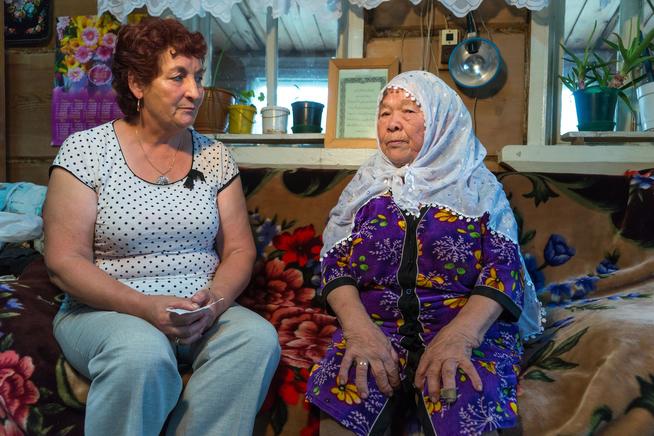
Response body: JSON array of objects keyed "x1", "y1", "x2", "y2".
[
  {"x1": 4, "y1": 0, "x2": 52, "y2": 47},
  {"x1": 325, "y1": 57, "x2": 399, "y2": 149}
]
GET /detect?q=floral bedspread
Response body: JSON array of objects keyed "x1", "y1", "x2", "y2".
[{"x1": 1, "y1": 168, "x2": 652, "y2": 435}]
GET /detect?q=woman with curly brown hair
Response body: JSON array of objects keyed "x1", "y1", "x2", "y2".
[{"x1": 43, "y1": 17, "x2": 280, "y2": 435}]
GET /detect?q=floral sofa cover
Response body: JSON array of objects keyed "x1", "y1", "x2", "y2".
[{"x1": 1, "y1": 168, "x2": 653, "y2": 436}]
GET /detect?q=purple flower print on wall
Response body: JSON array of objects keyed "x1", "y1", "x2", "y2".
[
  {"x1": 571, "y1": 276, "x2": 600, "y2": 299},
  {"x1": 596, "y1": 250, "x2": 620, "y2": 277},
  {"x1": 596, "y1": 259, "x2": 619, "y2": 275},
  {"x1": 543, "y1": 234, "x2": 576, "y2": 267},
  {"x1": 249, "y1": 212, "x2": 283, "y2": 257},
  {"x1": 544, "y1": 282, "x2": 573, "y2": 304}
]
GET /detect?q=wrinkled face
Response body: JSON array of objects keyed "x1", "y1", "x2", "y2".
[
  {"x1": 139, "y1": 49, "x2": 205, "y2": 130},
  {"x1": 377, "y1": 88, "x2": 425, "y2": 167}
]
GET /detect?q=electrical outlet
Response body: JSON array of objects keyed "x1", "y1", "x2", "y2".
[
  {"x1": 440, "y1": 29, "x2": 460, "y2": 66},
  {"x1": 441, "y1": 29, "x2": 459, "y2": 46}
]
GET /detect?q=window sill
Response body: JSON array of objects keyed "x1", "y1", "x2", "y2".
[
  {"x1": 499, "y1": 144, "x2": 654, "y2": 175},
  {"x1": 217, "y1": 134, "x2": 654, "y2": 175},
  {"x1": 560, "y1": 131, "x2": 654, "y2": 145},
  {"x1": 225, "y1": 145, "x2": 376, "y2": 169},
  {"x1": 210, "y1": 134, "x2": 376, "y2": 169},
  {"x1": 212, "y1": 133, "x2": 324, "y2": 145}
]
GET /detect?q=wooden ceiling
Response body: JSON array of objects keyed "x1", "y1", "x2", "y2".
[
  {"x1": 209, "y1": 1, "x2": 338, "y2": 55},
  {"x1": 208, "y1": 1, "x2": 654, "y2": 61},
  {"x1": 564, "y1": 0, "x2": 654, "y2": 52}
]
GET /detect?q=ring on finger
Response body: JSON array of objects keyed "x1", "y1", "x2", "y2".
[
  {"x1": 357, "y1": 360, "x2": 369, "y2": 367},
  {"x1": 440, "y1": 387, "x2": 457, "y2": 403},
  {"x1": 175, "y1": 337, "x2": 181, "y2": 346}
]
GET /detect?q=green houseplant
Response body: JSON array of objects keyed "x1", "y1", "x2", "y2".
[
  {"x1": 560, "y1": 21, "x2": 654, "y2": 131},
  {"x1": 195, "y1": 50, "x2": 235, "y2": 134}
]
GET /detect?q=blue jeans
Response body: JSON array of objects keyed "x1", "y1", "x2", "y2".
[{"x1": 53, "y1": 301, "x2": 281, "y2": 436}]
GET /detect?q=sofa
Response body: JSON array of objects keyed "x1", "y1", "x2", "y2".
[{"x1": 1, "y1": 167, "x2": 653, "y2": 435}]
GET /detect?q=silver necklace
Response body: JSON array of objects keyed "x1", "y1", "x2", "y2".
[{"x1": 135, "y1": 127, "x2": 182, "y2": 185}]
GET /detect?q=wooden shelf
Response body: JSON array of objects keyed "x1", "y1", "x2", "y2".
[
  {"x1": 211, "y1": 133, "x2": 324, "y2": 145},
  {"x1": 499, "y1": 144, "x2": 654, "y2": 175},
  {"x1": 561, "y1": 131, "x2": 654, "y2": 145},
  {"x1": 228, "y1": 146, "x2": 376, "y2": 169}
]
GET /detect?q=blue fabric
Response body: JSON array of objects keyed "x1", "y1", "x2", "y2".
[
  {"x1": 53, "y1": 302, "x2": 280, "y2": 435},
  {"x1": 0, "y1": 182, "x2": 47, "y2": 216}
]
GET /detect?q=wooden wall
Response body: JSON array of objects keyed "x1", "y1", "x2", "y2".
[
  {"x1": 4, "y1": 0, "x2": 529, "y2": 184},
  {"x1": 366, "y1": 1, "x2": 529, "y2": 170},
  {"x1": 5, "y1": 0, "x2": 96, "y2": 185}
]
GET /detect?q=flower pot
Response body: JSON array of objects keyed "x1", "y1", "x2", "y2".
[
  {"x1": 291, "y1": 101, "x2": 324, "y2": 133},
  {"x1": 227, "y1": 104, "x2": 257, "y2": 134},
  {"x1": 636, "y1": 82, "x2": 654, "y2": 131},
  {"x1": 573, "y1": 86, "x2": 618, "y2": 132},
  {"x1": 261, "y1": 106, "x2": 290, "y2": 133},
  {"x1": 195, "y1": 88, "x2": 235, "y2": 133}
]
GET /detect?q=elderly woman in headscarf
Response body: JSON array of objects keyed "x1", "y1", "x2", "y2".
[{"x1": 306, "y1": 71, "x2": 542, "y2": 436}]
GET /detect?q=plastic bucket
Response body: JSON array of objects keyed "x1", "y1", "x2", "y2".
[
  {"x1": 195, "y1": 88, "x2": 235, "y2": 133},
  {"x1": 573, "y1": 86, "x2": 618, "y2": 131},
  {"x1": 261, "y1": 106, "x2": 290, "y2": 133},
  {"x1": 291, "y1": 101, "x2": 324, "y2": 128},
  {"x1": 637, "y1": 82, "x2": 654, "y2": 131},
  {"x1": 227, "y1": 105, "x2": 256, "y2": 134}
]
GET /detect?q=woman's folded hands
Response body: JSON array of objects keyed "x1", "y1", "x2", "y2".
[{"x1": 144, "y1": 289, "x2": 225, "y2": 345}]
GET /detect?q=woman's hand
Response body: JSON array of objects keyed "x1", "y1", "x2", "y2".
[
  {"x1": 339, "y1": 319, "x2": 401, "y2": 399},
  {"x1": 188, "y1": 288, "x2": 227, "y2": 331},
  {"x1": 414, "y1": 295, "x2": 503, "y2": 403},
  {"x1": 414, "y1": 322, "x2": 483, "y2": 403},
  {"x1": 143, "y1": 290, "x2": 225, "y2": 345},
  {"x1": 326, "y1": 284, "x2": 401, "y2": 398}
]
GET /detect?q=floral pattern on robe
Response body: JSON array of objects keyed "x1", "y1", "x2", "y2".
[{"x1": 306, "y1": 194, "x2": 524, "y2": 436}]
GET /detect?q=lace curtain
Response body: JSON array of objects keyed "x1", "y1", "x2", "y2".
[{"x1": 98, "y1": 0, "x2": 549, "y2": 23}]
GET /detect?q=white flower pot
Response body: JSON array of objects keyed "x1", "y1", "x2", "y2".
[
  {"x1": 261, "y1": 106, "x2": 290, "y2": 134},
  {"x1": 636, "y1": 82, "x2": 654, "y2": 131}
]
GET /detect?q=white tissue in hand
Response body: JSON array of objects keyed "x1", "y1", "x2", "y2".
[{"x1": 166, "y1": 298, "x2": 223, "y2": 315}]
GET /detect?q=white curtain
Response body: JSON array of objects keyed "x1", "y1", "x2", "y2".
[{"x1": 98, "y1": 0, "x2": 548, "y2": 23}]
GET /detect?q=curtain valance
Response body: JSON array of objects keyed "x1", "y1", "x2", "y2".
[{"x1": 98, "y1": 0, "x2": 548, "y2": 24}]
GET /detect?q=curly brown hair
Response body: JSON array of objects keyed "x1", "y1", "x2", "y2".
[{"x1": 111, "y1": 17, "x2": 207, "y2": 119}]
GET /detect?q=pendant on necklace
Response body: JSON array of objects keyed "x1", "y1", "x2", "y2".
[{"x1": 156, "y1": 175, "x2": 170, "y2": 185}]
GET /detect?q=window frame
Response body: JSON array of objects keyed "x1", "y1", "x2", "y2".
[{"x1": 187, "y1": 4, "x2": 364, "y2": 111}]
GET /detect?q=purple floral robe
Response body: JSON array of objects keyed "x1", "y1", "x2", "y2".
[{"x1": 306, "y1": 194, "x2": 524, "y2": 436}]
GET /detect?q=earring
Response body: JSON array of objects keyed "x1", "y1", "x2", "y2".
[{"x1": 137, "y1": 98, "x2": 141, "y2": 112}]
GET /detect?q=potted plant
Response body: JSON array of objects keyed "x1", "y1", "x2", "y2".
[
  {"x1": 195, "y1": 51, "x2": 235, "y2": 134},
  {"x1": 228, "y1": 90, "x2": 264, "y2": 134},
  {"x1": 560, "y1": 21, "x2": 654, "y2": 131},
  {"x1": 291, "y1": 100, "x2": 324, "y2": 133}
]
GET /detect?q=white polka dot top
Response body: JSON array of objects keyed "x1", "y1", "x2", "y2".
[{"x1": 51, "y1": 121, "x2": 239, "y2": 298}]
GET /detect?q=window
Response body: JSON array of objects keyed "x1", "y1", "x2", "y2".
[
  {"x1": 196, "y1": 1, "x2": 343, "y2": 133},
  {"x1": 557, "y1": 0, "x2": 652, "y2": 135}
]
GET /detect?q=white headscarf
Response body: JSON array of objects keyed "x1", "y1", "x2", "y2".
[{"x1": 321, "y1": 70, "x2": 543, "y2": 340}]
